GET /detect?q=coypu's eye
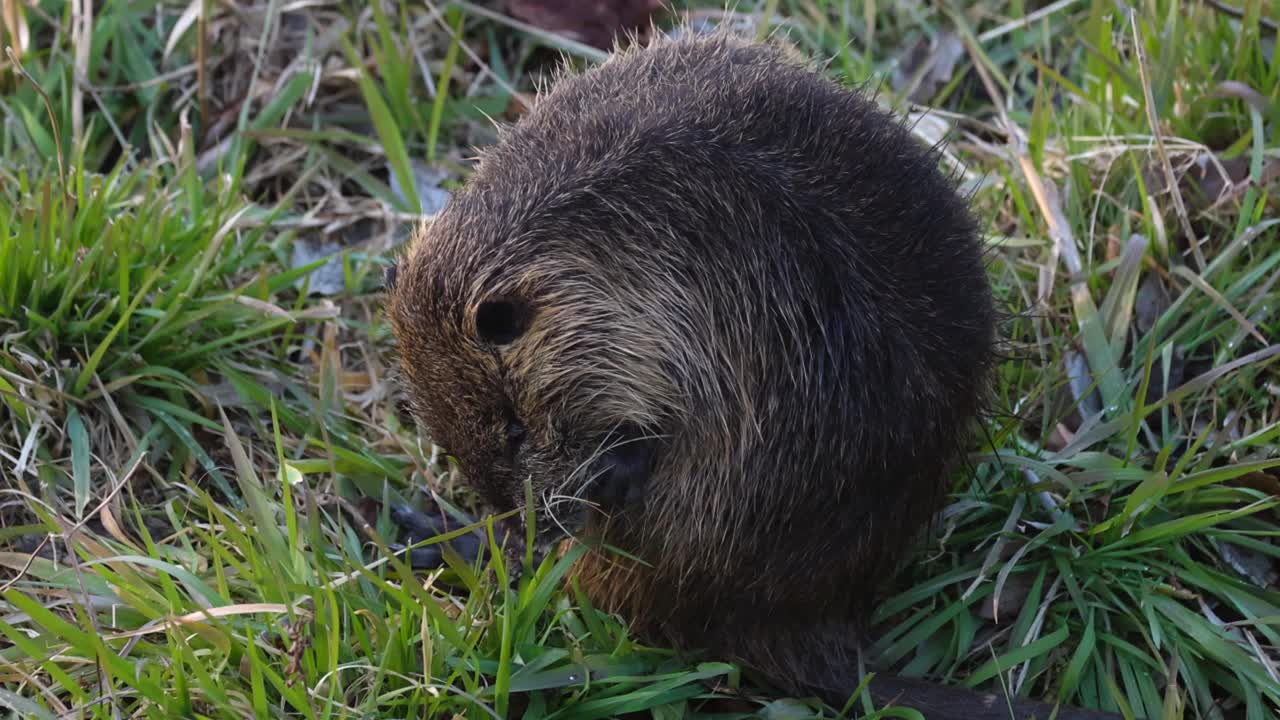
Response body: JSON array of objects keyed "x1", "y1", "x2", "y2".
[{"x1": 474, "y1": 299, "x2": 528, "y2": 346}]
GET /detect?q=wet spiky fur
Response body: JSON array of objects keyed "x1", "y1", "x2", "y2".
[{"x1": 387, "y1": 32, "x2": 997, "y2": 698}]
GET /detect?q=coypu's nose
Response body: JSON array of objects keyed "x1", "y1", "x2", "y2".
[
  {"x1": 504, "y1": 420, "x2": 527, "y2": 453},
  {"x1": 589, "y1": 427, "x2": 656, "y2": 512},
  {"x1": 501, "y1": 417, "x2": 528, "y2": 479}
]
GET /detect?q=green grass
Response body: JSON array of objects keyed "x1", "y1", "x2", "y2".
[{"x1": 1, "y1": 0, "x2": 1278, "y2": 718}]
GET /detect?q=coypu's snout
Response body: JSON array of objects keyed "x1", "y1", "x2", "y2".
[
  {"x1": 582, "y1": 425, "x2": 658, "y2": 515},
  {"x1": 516, "y1": 424, "x2": 660, "y2": 549}
]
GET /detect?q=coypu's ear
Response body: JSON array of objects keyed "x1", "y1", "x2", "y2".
[
  {"x1": 474, "y1": 299, "x2": 530, "y2": 346},
  {"x1": 383, "y1": 263, "x2": 398, "y2": 291}
]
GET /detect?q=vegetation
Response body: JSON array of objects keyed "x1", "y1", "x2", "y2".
[{"x1": 0, "y1": 1, "x2": 1277, "y2": 718}]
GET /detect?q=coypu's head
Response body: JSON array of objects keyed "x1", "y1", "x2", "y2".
[
  {"x1": 385, "y1": 192, "x2": 674, "y2": 544},
  {"x1": 384, "y1": 105, "x2": 693, "y2": 545}
]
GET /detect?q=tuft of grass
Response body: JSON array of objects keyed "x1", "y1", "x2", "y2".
[
  {"x1": 1, "y1": 413, "x2": 741, "y2": 719},
  {"x1": 0, "y1": 149, "x2": 315, "y2": 502}
]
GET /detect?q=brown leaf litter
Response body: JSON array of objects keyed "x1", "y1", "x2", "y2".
[{"x1": 505, "y1": 0, "x2": 663, "y2": 49}]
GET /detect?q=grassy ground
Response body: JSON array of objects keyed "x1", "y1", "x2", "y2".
[{"x1": 0, "y1": 0, "x2": 1277, "y2": 718}]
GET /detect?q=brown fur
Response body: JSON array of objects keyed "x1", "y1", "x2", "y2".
[{"x1": 386, "y1": 31, "x2": 1114, "y2": 719}]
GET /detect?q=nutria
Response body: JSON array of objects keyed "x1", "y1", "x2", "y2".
[{"x1": 385, "y1": 31, "x2": 1121, "y2": 720}]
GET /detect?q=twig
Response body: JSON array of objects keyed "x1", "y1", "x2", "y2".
[
  {"x1": 71, "y1": 0, "x2": 90, "y2": 148},
  {"x1": 978, "y1": 0, "x2": 1083, "y2": 43}
]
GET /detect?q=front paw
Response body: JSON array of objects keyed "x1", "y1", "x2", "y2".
[{"x1": 387, "y1": 502, "x2": 489, "y2": 569}]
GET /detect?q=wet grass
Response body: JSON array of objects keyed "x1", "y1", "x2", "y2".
[{"x1": 0, "y1": 0, "x2": 1277, "y2": 718}]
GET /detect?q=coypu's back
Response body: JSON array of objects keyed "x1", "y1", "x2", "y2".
[{"x1": 389, "y1": 31, "x2": 997, "y2": 701}]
